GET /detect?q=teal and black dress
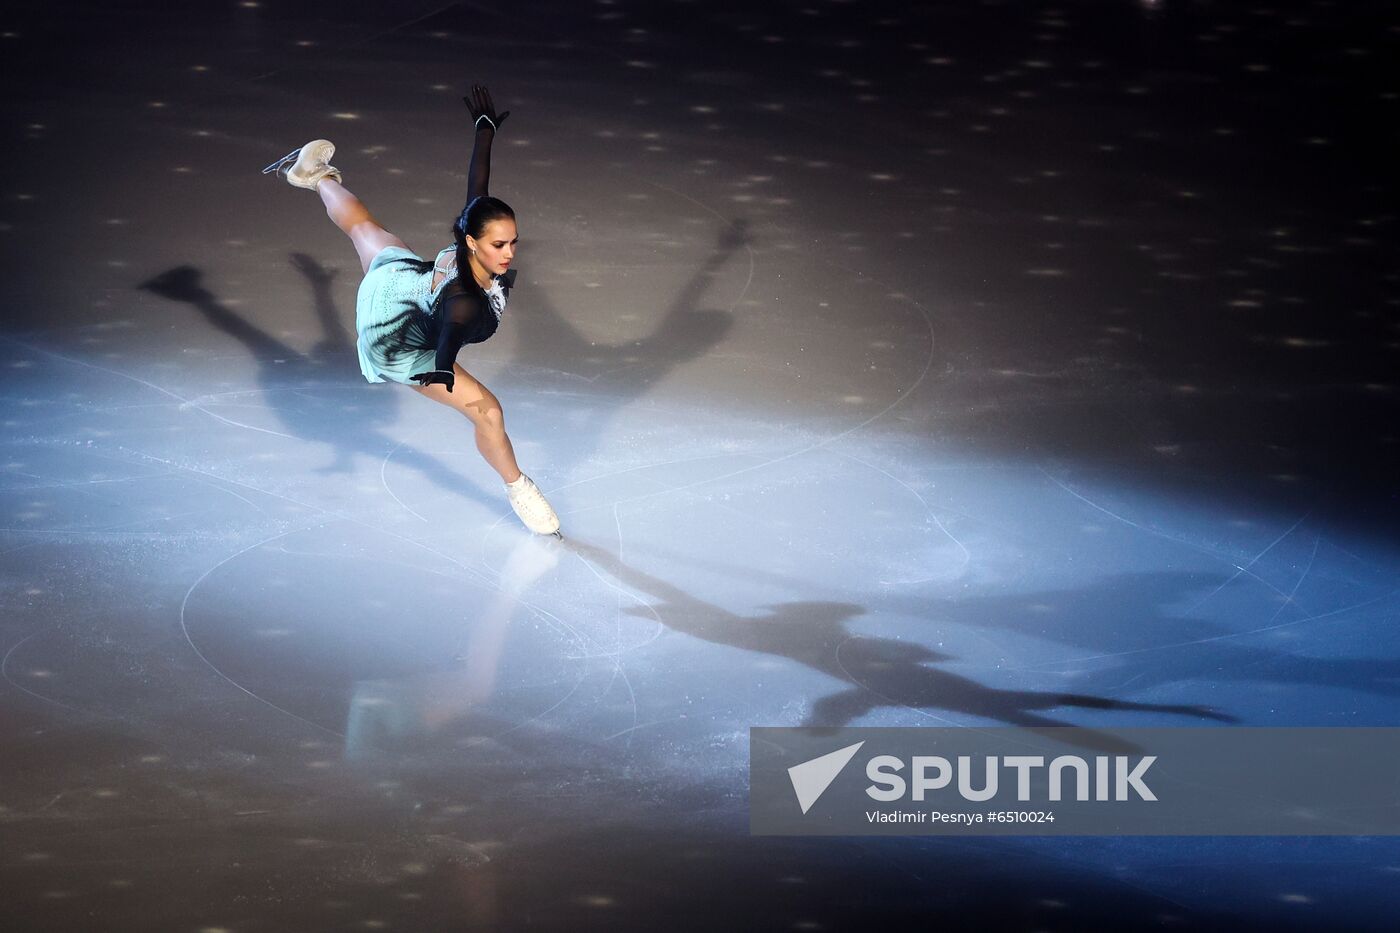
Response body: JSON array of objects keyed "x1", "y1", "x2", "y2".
[{"x1": 354, "y1": 244, "x2": 514, "y2": 385}]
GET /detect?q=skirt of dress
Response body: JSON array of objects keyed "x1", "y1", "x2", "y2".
[{"x1": 355, "y1": 246, "x2": 439, "y2": 384}]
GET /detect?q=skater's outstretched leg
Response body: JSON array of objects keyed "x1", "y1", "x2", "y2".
[
  {"x1": 411, "y1": 362, "x2": 522, "y2": 482},
  {"x1": 412, "y1": 362, "x2": 561, "y2": 535},
  {"x1": 316, "y1": 178, "x2": 410, "y2": 273},
  {"x1": 265, "y1": 140, "x2": 409, "y2": 272}
]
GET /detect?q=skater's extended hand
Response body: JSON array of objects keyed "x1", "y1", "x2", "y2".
[
  {"x1": 410, "y1": 369, "x2": 455, "y2": 392},
  {"x1": 464, "y1": 83, "x2": 509, "y2": 132}
]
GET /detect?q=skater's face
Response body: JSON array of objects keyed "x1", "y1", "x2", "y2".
[{"x1": 468, "y1": 218, "x2": 518, "y2": 275}]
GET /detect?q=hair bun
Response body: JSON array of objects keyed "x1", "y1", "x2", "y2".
[{"x1": 453, "y1": 196, "x2": 516, "y2": 243}]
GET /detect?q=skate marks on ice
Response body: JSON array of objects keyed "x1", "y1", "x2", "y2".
[
  {"x1": 1022, "y1": 470, "x2": 1400, "y2": 692},
  {"x1": 872, "y1": 568, "x2": 1400, "y2": 704},
  {"x1": 172, "y1": 522, "x2": 613, "y2": 758},
  {"x1": 0, "y1": 460, "x2": 591, "y2": 760}
]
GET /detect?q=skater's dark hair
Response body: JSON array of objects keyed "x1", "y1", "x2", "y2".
[{"x1": 453, "y1": 196, "x2": 515, "y2": 244}]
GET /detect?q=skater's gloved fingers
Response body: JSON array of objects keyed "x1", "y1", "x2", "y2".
[
  {"x1": 463, "y1": 85, "x2": 506, "y2": 128},
  {"x1": 410, "y1": 370, "x2": 456, "y2": 392}
]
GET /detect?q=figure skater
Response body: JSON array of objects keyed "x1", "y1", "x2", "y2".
[{"x1": 261, "y1": 84, "x2": 560, "y2": 535}]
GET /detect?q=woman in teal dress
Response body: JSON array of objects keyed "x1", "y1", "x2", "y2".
[{"x1": 263, "y1": 84, "x2": 560, "y2": 536}]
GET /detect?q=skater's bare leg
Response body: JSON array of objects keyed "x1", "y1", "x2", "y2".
[
  {"x1": 411, "y1": 362, "x2": 524, "y2": 483},
  {"x1": 316, "y1": 178, "x2": 410, "y2": 274}
]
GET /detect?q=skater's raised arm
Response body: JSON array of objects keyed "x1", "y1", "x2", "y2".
[{"x1": 464, "y1": 83, "x2": 510, "y2": 202}]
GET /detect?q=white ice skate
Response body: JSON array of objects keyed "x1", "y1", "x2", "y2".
[
  {"x1": 261, "y1": 139, "x2": 342, "y2": 189},
  {"x1": 506, "y1": 473, "x2": 561, "y2": 536}
]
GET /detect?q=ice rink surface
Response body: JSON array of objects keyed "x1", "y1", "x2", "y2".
[{"x1": 1, "y1": 0, "x2": 1398, "y2": 929}]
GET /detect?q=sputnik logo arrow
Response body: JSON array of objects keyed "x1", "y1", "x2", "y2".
[{"x1": 788, "y1": 741, "x2": 865, "y2": 814}]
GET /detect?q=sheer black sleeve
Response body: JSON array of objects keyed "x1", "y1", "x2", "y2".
[
  {"x1": 434, "y1": 285, "x2": 492, "y2": 371},
  {"x1": 410, "y1": 284, "x2": 492, "y2": 391},
  {"x1": 467, "y1": 125, "x2": 494, "y2": 202}
]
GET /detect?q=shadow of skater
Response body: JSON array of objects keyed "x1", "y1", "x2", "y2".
[
  {"x1": 139, "y1": 259, "x2": 497, "y2": 508},
  {"x1": 509, "y1": 219, "x2": 747, "y2": 463},
  {"x1": 564, "y1": 539, "x2": 1234, "y2": 750},
  {"x1": 290, "y1": 252, "x2": 354, "y2": 366}
]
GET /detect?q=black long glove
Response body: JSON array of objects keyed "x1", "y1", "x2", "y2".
[{"x1": 464, "y1": 83, "x2": 509, "y2": 133}]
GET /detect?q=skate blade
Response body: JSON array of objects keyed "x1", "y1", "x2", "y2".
[{"x1": 260, "y1": 147, "x2": 302, "y2": 175}]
